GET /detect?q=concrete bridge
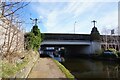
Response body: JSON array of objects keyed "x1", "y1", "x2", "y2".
[
  {"x1": 41, "y1": 40, "x2": 91, "y2": 45},
  {"x1": 40, "y1": 33, "x2": 101, "y2": 56}
]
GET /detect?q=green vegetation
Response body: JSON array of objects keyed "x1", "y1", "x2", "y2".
[
  {"x1": 53, "y1": 59, "x2": 75, "y2": 80},
  {"x1": 90, "y1": 27, "x2": 100, "y2": 41},
  {"x1": 95, "y1": 49, "x2": 103, "y2": 55},
  {"x1": 1, "y1": 56, "x2": 29, "y2": 78},
  {"x1": 1, "y1": 24, "x2": 42, "y2": 78},
  {"x1": 108, "y1": 48, "x2": 117, "y2": 53},
  {"x1": 108, "y1": 48, "x2": 119, "y2": 57},
  {"x1": 100, "y1": 48, "x2": 120, "y2": 58},
  {"x1": 1, "y1": 50, "x2": 37, "y2": 78},
  {"x1": 117, "y1": 51, "x2": 120, "y2": 57},
  {"x1": 41, "y1": 33, "x2": 45, "y2": 42},
  {"x1": 24, "y1": 24, "x2": 41, "y2": 50}
]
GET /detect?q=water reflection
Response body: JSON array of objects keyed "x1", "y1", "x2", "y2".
[{"x1": 63, "y1": 58, "x2": 120, "y2": 79}]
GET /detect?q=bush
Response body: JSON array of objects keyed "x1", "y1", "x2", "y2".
[
  {"x1": 108, "y1": 48, "x2": 117, "y2": 53},
  {"x1": 90, "y1": 27, "x2": 100, "y2": 41},
  {"x1": 95, "y1": 49, "x2": 103, "y2": 55},
  {"x1": 117, "y1": 51, "x2": 120, "y2": 57},
  {"x1": 108, "y1": 48, "x2": 118, "y2": 57},
  {"x1": 24, "y1": 25, "x2": 41, "y2": 51},
  {"x1": 100, "y1": 48, "x2": 119, "y2": 58},
  {"x1": 101, "y1": 53, "x2": 117, "y2": 58}
]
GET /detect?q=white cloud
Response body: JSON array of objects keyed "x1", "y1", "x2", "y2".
[
  {"x1": 45, "y1": 11, "x2": 58, "y2": 28},
  {"x1": 98, "y1": 10, "x2": 118, "y2": 34},
  {"x1": 30, "y1": 2, "x2": 118, "y2": 34},
  {"x1": 39, "y1": 2, "x2": 98, "y2": 33},
  {"x1": 28, "y1": 0, "x2": 119, "y2": 2},
  {"x1": 6, "y1": 0, "x2": 119, "y2": 2}
]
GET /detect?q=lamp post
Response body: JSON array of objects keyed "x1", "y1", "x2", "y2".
[
  {"x1": 74, "y1": 21, "x2": 77, "y2": 34},
  {"x1": 118, "y1": 26, "x2": 120, "y2": 35},
  {"x1": 91, "y1": 20, "x2": 97, "y2": 27},
  {"x1": 30, "y1": 18, "x2": 39, "y2": 25}
]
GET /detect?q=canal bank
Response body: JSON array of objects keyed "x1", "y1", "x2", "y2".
[
  {"x1": 52, "y1": 59, "x2": 75, "y2": 80},
  {"x1": 1, "y1": 51, "x2": 39, "y2": 79},
  {"x1": 2, "y1": 51, "x2": 74, "y2": 79}
]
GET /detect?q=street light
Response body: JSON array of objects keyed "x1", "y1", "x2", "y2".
[
  {"x1": 91, "y1": 20, "x2": 97, "y2": 27},
  {"x1": 30, "y1": 18, "x2": 39, "y2": 25},
  {"x1": 74, "y1": 21, "x2": 77, "y2": 34}
]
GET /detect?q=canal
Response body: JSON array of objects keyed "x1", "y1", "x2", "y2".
[{"x1": 62, "y1": 57, "x2": 120, "y2": 79}]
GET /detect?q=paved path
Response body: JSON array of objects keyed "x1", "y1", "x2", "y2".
[{"x1": 28, "y1": 58, "x2": 66, "y2": 78}]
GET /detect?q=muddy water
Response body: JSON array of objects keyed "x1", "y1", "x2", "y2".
[{"x1": 63, "y1": 58, "x2": 120, "y2": 79}]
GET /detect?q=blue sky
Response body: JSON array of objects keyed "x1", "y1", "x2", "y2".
[{"x1": 20, "y1": 0, "x2": 119, "y2": 35}]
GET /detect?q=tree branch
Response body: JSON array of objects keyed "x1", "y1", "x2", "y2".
[{"x1": 4, "y1": 2, "x2": 30, "y2": 17}]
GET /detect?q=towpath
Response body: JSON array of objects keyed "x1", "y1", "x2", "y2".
[{"x1": 28, "y1": 58, "x2": 66, "y2": 78}]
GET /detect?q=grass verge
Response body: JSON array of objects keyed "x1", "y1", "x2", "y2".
[
  {"x1": 1, "y1": 50, "x2": 38, "y2": 78},
  {"x1": 1, "y1": 56, "x2": 29, "y2": 78},
  {"x1": 53, "y1": 59, "x2": 75, "y2": 80}
]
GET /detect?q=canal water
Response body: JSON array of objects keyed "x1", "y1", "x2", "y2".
[{"x1": 62, "y1": 57, "x2": 120, "y2": 79}]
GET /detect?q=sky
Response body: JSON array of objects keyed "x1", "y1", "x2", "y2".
[{"x1": 19, "y1": 0, "x2": 119, "y2": 35}]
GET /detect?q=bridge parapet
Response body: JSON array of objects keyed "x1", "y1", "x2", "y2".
[{"x1": 42, "y1": 33, "x2": 90, "y2": 41}]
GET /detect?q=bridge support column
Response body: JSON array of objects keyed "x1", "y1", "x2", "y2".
[{"x1": 90, "y1": 41, "x2": 101, "y2": 54}]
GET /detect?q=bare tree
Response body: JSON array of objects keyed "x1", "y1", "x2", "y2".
[
  {"x1": 0, "y1": 1, "x2": 30, "y2": 18},
  {"x1": 0, "y1": 15, "x2": 24, "y2": 62},
  {"x1": 0, "y1": 1, "x2": 29, "y2": 62},
  {"x1": 116, "y1": 27, "x2": 120, "y2": 51},
  {"x1": 101, "y1": 27, "x2": 120, "y2": 51},
  {"x1": 101, "y1": 27, "x2": 110, "y2": 50}
]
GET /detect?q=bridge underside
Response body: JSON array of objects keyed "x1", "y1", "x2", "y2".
[
  {"x1": 41, "y1": 41, "x2": 91, "y2": 57},
  {"x1": 41, "y1": 40, "x2": 91, "y2": 45}
]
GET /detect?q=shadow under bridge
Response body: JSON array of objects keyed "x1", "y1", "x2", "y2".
[{"x1": 41, "y1": 40, "x2": 91, "y2": 57}]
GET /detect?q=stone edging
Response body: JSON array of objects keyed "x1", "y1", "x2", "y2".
[{"x1": 52, "y1": 59, "x2": 75, "y2": 79}]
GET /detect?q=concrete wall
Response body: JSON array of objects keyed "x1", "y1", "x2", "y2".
[
  {"x1": 90, "y1": 41, "x2": 101, "y2": 54},
  {"x1": 118, "y1": 26, "x2": 120, "y2": 35}
]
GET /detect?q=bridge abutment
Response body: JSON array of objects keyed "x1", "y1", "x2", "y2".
[{"x1": 90, "y1": 41, "x2": 101, "y2": 54}]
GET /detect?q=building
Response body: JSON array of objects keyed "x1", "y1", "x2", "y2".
[{"x1": 0, "y1": 16, "x2": 24, "y2": 57}]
